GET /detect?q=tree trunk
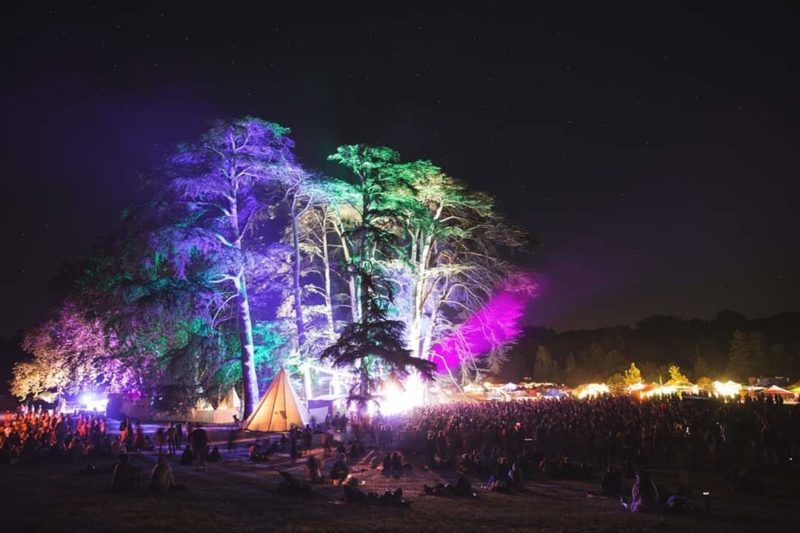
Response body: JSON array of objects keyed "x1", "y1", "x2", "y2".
[
  {"x1": 333, "y1": 219, "x2": 359, "y2": 323},
  {"x1": 290, "y1": 196, "x2": 308, "y2": 350},
  {"x1": 229, "y1": 193, "x2": 259, "y2": 419},
  {"x1": 290, "y1": 195, "x2": 311, "y2": 400},
  {"x1": 411, "y1": 235, "x2": 431, "y2": 359},
  {"x1": 235, "y1": 271, "x2": 259, "y2": 418},
  {"x1": 321, "y1": 221, "x2": 335, "y2": 336},
  {"x1": 303, "y1": 365, "x2": 313, "y2": 402}
]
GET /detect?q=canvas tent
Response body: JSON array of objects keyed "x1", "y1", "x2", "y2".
[
  {"x1": 762, "y1": 385, "x2": 795, "y2": 400},
  {"x1": 245, "y1": 369, "x2": 310, "y2": 432}
]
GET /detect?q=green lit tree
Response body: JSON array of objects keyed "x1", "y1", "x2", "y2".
[
  {"x1": 391, "y1": 166, "x2": 527, "y2": 383},
  {"x1": 323, "y1": 145, "x2": 436, "y2": 412}
]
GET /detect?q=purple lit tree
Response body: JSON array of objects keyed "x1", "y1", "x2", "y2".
[
  {"x1": 12, "y1": 301, "x2": 133, "y2": 402},
  {"x1": 167, "y1": 117, "x2": 300, "y2": 417}
]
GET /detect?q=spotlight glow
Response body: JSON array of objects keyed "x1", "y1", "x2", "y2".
[
  {"x1": 374, "y1": 373, "x2": 426, "y2": 415},
  {"x1": 713, "y1": 380, "x2": 741, "y2": 398},
  {"x1": 576, "y1": 383, "x2": 609, "y2": 399},
  {"x1": 641, "y1": 384, "x2": 677, "y2": 398},
  {"x1": 430, "y1": 273, "x2": 538, "y2": 373},
  {"x1": 79, "y1": 392, "x2": 109, "y2": 412}
]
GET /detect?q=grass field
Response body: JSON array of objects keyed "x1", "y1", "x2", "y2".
[{"x1": 1, "y1": 444, "x2": 798, "y2": 532}]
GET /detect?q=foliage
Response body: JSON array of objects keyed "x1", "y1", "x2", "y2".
[
  {"x1": 501, "y1": 311, "x2": 800, "y2": 386},
  {"x1": 667, "y1": 364, "x2": 689, "y2": 385},
  {"x1": 533, "y1": 346, "x2": 556, "y2": 382},
  {"x1": 16, "y1": 120, "x2": 533, "y2": 412},
  {"x1": 606, "y1": 373, "x2": 626, "y2": 394},
  {"x1": 320, "y1": 311, "x2": 436, "y2": 411},
  {"x1": 727, "y1": 330, "x2": 765, "y2": 381},
  {"x1": 623, "y1": 362, "x2": 643, "y2": 387},
  {"x1": 12, "y1": 301, "x2": 133, "y2": 400},
  {"x1": 696, "y1": 376, "x2": 713, "y2": 391},
  {"x1": 165, "y1": 116, "x2": 301, "y2": 417}
]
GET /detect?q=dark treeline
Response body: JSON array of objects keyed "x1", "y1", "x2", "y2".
[{"x1": 501, "y1": 311, "x2": 800, "y2": 386}]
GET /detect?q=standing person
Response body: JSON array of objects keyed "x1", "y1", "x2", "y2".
[
  {"x1": 290, "y1": 431, "x2": 298, "y2": 465},
  {"x1": 191, "y1": 424, "x2": 208, "y2": 472},
  {"x1": 133, "y1": 422, "x2": 144, "y2": 451},
  {"x1": 166, "y1": 423, "x2": 176, "y2": 456},
  {"x1": 155, "y1": 427, "x2": 166, "y2": 454},
  {"x1": 227, "y1": 427, "x2": 237, "y2": 452},
  {"x1": 175, "y1": 422, "x2": 183, "y2": 448},
  {"x1": 118, "y1": 417, "x2": 129, "y2": 451}
]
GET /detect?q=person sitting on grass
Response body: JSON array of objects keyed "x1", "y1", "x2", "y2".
[
  {"x1": 391, "y1": 452, "x2": 403, "y2": 476},
  {"x1": 111, "y1": 453, "x2": 140, "y2": 492},
  {"x1": 306, "y1": 453, "x2": 321, "y2": 483},
  {"x1": 485, "y1": 457, "x2": 512, "y2": 492},
  {"x1": 508, "y1": 461, "x2": 524, "y2": 490},
  {"x1": 348, "y1": 437, "x2": 364, "y2": 458},
  {"x1": 179, "y1": 445, "x2": 193, "y2": 466},
  {"x1": 249, "y1": 442, "x2": 269, "y2": 462},
  {"x1": 141, "y1": 435, "x2": 155, "y2": 452},
  {"x1": 149, "y1": 454, "x2": 182, "y2": 493},
  {"x1": 208, "y1": 446, "x2": 222, "y2": 463},
  {"x1": 626, "y1": 470, "x2": 659, "y2": 513},
  {"x1": 329, "y1": 454, "x2": 350, "y2": 485}
]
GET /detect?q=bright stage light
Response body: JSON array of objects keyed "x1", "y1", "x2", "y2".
[
  {"x1": 642, "y1": 384, "x2": 677, "y2": 398},
  {"x1": 374, "y1": 373, "x2": 426, "y2": 415},
  {"x1": 713, "y1": 380, "x2": 741, "y2": 398},
  {"x1": 79, "y1": 392, "x2": 109, "y2": 412},
  {"x1": 577, "y1": 383, "x2": 609, "y2": 399}
]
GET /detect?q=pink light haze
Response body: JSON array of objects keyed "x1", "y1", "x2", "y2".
[{"x1": 430, "y1": 273, "x2": 539, "y2": 373}]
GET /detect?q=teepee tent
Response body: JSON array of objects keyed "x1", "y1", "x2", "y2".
[
  {"x1": 245, "y1": 369, "x2": 309, "y2": 432},
  {"x1": 219, "y1": 387, "x2": 242, "y2": 411}
]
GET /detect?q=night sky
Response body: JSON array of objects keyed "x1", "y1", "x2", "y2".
[{"x1": 2, "y1": 2, "x2": 799, "y2": 340}]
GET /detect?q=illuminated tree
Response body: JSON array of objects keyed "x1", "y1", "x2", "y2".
[
  {"x1": 323, "y1": 145, "x2": 436, "y2": 411},
  {"x1": 320, "y1": 274, "x2": 435, "y2": 412},
  {"x1": 606, "y1": 373, "x2": 626, "y2": 394},
  {"x1": 167, "y1": 117, "x2": 299, "y2": 417},
  {"x1": 696, "y1": 376, "x2": 713, "y2": 391},
  {"x1": 12, "y1": 301, "x2": 132, "y2": 401},
  {"x1": 667, "y1": 364, "x2": 689, "y2": 385},
  {"x1": 17, "y1": 128, "x2": 535, "y2": 411},
  {"x1": 623, "y1": 362, "x2": 644, "y2": 388},
  {"x1": 390, "y1": 166, "x2": 528, "y2": 384}
]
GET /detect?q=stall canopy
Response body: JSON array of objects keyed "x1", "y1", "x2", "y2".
[
  {"x1": 245, "y1": 369, "x2": 309, "y2": 432},
  {"x1": 763, "y1": 385, "x2": 795, "y2": 398}
]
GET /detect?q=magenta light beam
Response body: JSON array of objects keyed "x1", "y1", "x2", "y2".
[{"x1": 430, "y1": 273, "x2": 538, "y2": 373}]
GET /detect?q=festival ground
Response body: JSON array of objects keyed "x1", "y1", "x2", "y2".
[{"x1": 1, "y1": 440, "x2": 798, "y2": 532}]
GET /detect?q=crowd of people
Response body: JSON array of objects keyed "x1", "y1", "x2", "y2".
[
  {"x1": 1, "y1": 410, "x2": 113, "y2": 464},
  {"x1": 399, "y1": 395, "x2": 799, "y2": 503},
  {"x1": 4, "y1": 394, "x2": 798, "y2": 514}
]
